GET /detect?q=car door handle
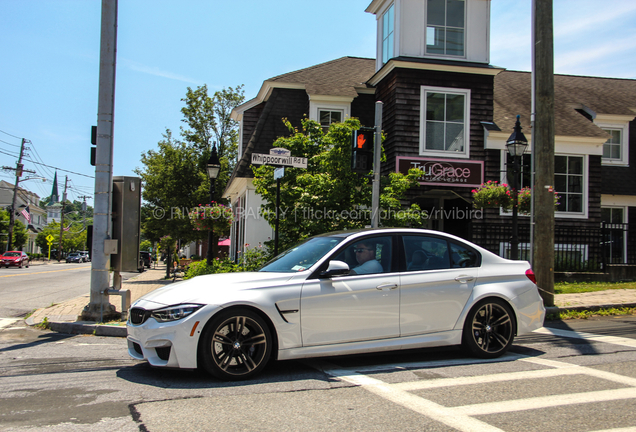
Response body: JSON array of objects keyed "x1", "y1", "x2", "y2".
[
  {"x1": 376, "y1": 283, "x2": 398, "y2": 291},
  {"x1": 455, "y1": 275, "x2": 475, "y2": 283}
]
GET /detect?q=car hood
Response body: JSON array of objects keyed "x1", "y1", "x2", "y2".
[
  {"x1": 134, "y1": 271, "x2": 300, "y2": 308},
  {"x1": 1, "y1": 256, "x2": 19, "y2": 260}
]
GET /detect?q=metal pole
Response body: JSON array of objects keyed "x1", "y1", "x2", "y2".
[
  {"x1": 83, "y1": 0, "x2": 118, "y2": 321},
  {"x1": 371, "y1": 101, "x2": 383, "y2": 228},
  {"x1": 206, "y1": 180, "x2": 215, "y2": 266},
  {"x1": 275, "y1": 177, "x2": 281, "y2": 256},
  {"x1": 511, "y1": 157, "x2": 520, "y2": 260}
]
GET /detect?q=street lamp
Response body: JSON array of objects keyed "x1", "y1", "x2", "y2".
[
  {"x1": 206, "y1": 143, "x2": 221, "y2": 266},
  {"x1": 506, "y1": 115, "x2": 528, "y2": 261}
]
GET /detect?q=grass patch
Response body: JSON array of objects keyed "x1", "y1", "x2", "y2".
[
  {"x1": 548, "y1": 306, "x2": 636, "y2": 320},
  {"x1": 555, "y1": 281, "x2": 636, "y2": 294},
  {"x1": 34, "y1": 317, "x2": 50, "y2": 330}
]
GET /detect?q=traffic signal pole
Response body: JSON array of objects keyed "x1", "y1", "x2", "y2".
[
  {"x1": 371, "y1": 101, "x2": 383, "y2": 228},
  {"x1": 82, "y1": 0, "x2": 118, "y2": 321}
]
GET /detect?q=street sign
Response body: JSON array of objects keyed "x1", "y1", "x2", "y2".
[
  {"x1": 274, "y1": 167, "x2": 285, "y2": 180},
  {"x1": 46, "y1": 234, "x2": 54, "y2": 243},
  {"x1": 251, "y1": 153, "x2": 308, "y2": 168}
]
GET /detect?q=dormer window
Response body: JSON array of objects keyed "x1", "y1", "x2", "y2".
[{"x1": 426, "y1": 0, "x2": 465, "y2": 57}]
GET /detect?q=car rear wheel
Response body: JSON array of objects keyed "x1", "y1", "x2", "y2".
[
  {"x1": 463, "y1": 298, "x2": 516, "y2": 358},
  {"x1": 200, "y1": 308, "x2": 272, "y2": 381}
]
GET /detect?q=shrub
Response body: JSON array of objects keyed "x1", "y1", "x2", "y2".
[{"x1": 184, "y1": 246, "x2": 270, "y2": 279}]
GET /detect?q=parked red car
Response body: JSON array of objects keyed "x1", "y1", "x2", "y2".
[{"x1": 1, "y1": 251, "x2": 29, "y2": 268}]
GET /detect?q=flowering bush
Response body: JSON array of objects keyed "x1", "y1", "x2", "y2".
[
  {"x1": 184, "y1": 245, "x2": 270, "y2": 279},
  {"x1": 472, "y1": 182, "x2": 559, "y2": 213},
  {"x1": 471, "y1": 181, "x2": 513, "y2": 209},
  {"x1": 192, "y1": 202, "x2": 233, "y2": 233}
]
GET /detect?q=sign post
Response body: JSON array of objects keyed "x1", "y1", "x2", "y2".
[
  {"x1": 46, "y1": 234, "x2": 54, "y2": 260},
  {"x1": 251, "y1": 149, "x2": 306, "y2": 256}
]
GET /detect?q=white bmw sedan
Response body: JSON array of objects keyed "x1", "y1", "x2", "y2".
[{"x1": 127, "y1": 228, "x2": 545, "y2": 380}]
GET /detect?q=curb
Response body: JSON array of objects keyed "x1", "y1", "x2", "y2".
[
  {"x1": 545, "y1": 302, "x2": 636, "y2": 318},
  {"x1": 49, "y1": 321, "x2": 127, "y2": 337}
]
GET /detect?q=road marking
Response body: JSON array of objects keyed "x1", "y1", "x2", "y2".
[
  {"x1": 534, "y1": 326, "x2": 636, "y2": 349},
  {"x1": 0, "y1": 318, "x2": 20, "y2": 329},
  {"x1": 309, "y1": 334, "x2": 636, "y2": 432},
  {"x1": 0, "y1": 267, "x2": 87, "y2": 278},
  {"x1": 310, "y1": 360, "x2": 505, "y2": 432},
  {"x1": 453, "y1": 388, "x2": 636, "y2": 416}
]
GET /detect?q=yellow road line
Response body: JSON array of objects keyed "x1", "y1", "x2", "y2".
[{"x1": 0, "y1": 267, "x2": 87, "y2": 278}]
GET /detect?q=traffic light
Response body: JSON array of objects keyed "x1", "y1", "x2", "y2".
[
  {"x1": 351, "y1": 127, "x2": 375, "y2": 172},
  {"x1": 90, "y1": 125, "x2": 97, "y2": 166}
]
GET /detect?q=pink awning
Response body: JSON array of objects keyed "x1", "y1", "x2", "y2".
[{"x1": 218, "y1": 239, "x2": 231, "y2": 246}]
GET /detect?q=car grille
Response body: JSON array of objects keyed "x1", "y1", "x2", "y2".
[{"x1": 130, "y1": 307, "x2": 151, "y2": 325}]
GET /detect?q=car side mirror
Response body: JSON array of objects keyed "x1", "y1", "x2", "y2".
[{"x1": 320, "y1": 260, "x2": 350, "y2": 278}]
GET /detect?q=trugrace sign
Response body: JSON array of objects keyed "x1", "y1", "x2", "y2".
[{"x1": 396, "y1": 157, "x2": 483, "y2": 187}]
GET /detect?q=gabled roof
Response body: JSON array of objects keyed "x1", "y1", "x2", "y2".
[
  {"x1": 494, "y1": 71, "x2": 636, "y2": 139},
  {"x1": 232, "y1": 57, "x2": 376, "y2": 118}
]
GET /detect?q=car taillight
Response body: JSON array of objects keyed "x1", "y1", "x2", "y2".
[{"x1": 525, "y1": 269, "x2": 537, "y2": 284}]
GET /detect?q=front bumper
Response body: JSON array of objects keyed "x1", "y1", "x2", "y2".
[
  {"x1": 1, "y1": 260, "x2": 20, "y2": 266},
  {"x1": 126, "y1": 304, "x2": 219, "y2": 369}
]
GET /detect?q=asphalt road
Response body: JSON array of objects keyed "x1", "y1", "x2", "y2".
[
  {"x1": 1, "y1": 315, "x2": 636, "y2": 431},
  {"x1": 0, "y1": 262, "x2": 91, "y2": 318}
]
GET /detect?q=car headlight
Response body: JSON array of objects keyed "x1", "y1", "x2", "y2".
[{"x1": 150, "y1": 304, "x2": 203, "y2": 322}]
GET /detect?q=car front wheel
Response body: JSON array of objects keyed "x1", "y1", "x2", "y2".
[
  {"x1": 200, "y1": 308, "x2": 272, "y2": 381},
  {"x1": 463, "y1": 298, "x2": 516, "y2": 358}
]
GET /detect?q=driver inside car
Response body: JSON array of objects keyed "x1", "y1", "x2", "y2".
[{"x1": 350, "y1": 241, "x2": 383, "y2": 275}]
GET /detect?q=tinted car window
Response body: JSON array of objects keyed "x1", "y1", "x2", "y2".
[
  {"x1": 449, "y1": 242, "x2": 479, "y2": 268},
  {"x1": 403, "y1": 235, "x2": 450, "y2": 271}
]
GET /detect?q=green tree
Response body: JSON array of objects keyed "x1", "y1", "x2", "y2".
[
  {"x1": 36, "y1": 222, "x2": 87, "y2": 256},
  {"x1": 2, "y1": 210, "x2": 28, "y2": 251},
  {"x1": 253, "y1": 118, "x2": 425, "y2": 252},
  {"x1": 137, "y1": 85, "x2": 245, "y2": 269}
]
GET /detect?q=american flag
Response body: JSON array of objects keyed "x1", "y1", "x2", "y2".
[
  {"x1": 20, "y1": 206, "x2": 31, "y2": 223},
  {"x1": 63, "y1": 224, "x2": 71, "y2": 232}
]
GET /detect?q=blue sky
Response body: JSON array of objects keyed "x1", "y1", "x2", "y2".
[{"x1": 2, "y1": 0, "x2": 635, "y2": 207}]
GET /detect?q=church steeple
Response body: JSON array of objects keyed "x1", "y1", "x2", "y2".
[{"x1": 50, "y1": 171, "x2": 59, "y2": 204}]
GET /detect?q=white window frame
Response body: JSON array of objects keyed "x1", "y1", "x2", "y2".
[
  {"x1": 598, "y1": 122, "x2": 629, "y2": 166},
  {"x1": 554, "y1": 153, "x2": 588, "y2": 219},
  {"x1": 382, "y1": 4, "x2": 395, "y2": 64},
  {"x1": 425, "y1": 0, "x2": 466, "y2": 58},
  {"x1": 309, "y1": 98, "x2": 350, "y2": 131},
  {"x1": 420, "y1": 86, "x2": 471, "y2": 159}
]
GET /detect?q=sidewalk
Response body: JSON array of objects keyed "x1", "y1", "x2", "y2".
[
  {"x1": 25, "y1": 265, "x2": 636, "y2": 337},
  {"x1": 26, "y1": 263, "x2": 175, "y2": 337}
]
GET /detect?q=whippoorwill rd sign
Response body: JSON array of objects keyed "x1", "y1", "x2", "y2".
[{"x1": 251, "y1": 147, "x2": 308, "y2": 168}]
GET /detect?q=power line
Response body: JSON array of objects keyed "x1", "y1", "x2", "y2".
[{"x1": 0, "y1": 129, "x2": 23, "y2": 140}]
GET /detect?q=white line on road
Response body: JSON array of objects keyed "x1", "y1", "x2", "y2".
[
  {"x1": 0, "y1": 318, "x2": 19, "y2": 329},
  {"x1": 534, "y1": 326, "x2": 636, "y2": 349}
]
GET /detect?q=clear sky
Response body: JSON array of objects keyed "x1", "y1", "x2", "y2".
[{"x1": 2, "y1": 0, "x2": 635, "y2": 207}]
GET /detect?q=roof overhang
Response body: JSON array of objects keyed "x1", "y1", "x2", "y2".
[
  {"x1": 368, "y1": 58, "x2": 505, "y2": 87},
  {"x1": 485, "y1": 130, "x2": 606, "y2": 156}
]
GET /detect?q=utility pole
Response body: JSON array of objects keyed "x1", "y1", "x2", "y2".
[
  {"x1": 7, "y1": 139, "x2": 27, "y2": 250},
  {"x1": 532, "y1": 0, "x2": 556, "y2": 306},
  {"x1": 82, "y1": 0, "x2": 118, "y2": 321},
  {"x1": 57, "y1": 176, "x2": 69, "y2": 262}
]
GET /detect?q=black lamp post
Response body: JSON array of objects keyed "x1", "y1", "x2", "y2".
[
  {"x1": 206, "y1": 143, "x2": 221, "y2": 266},
  {"x1": 506, "y1": 115, "x2": 528, "y2": 261}
]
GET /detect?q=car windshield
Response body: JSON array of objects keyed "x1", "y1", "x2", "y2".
[
  {"x1": 259, "y1": 236, "x2": 345, "y2": 272},
  {"x1": 3, "y1": 252, "x2": 20, "y2": 257}
]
